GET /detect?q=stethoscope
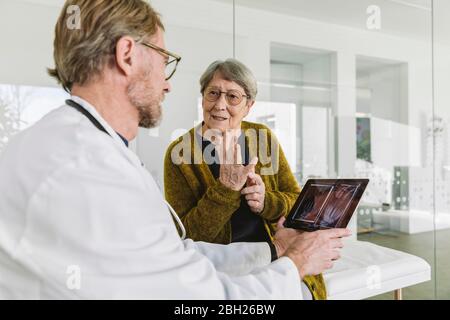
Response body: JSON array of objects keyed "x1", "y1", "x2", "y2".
[
  {"x1": 66, "y1": 99, "x2": 187, "y2": 240},
  {"x1": 165, "y1": 200, "x2": 186, "y2": 240}
]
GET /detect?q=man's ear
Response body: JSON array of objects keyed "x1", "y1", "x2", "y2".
[{"x1": 115, "y1": 36, "x2": 137, "y2": 76}]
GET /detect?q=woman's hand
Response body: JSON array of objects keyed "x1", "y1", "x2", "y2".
[
  {"x1": 241, "y1": 172, "x2": 265, "y2": 213},
  {"x1": 218, "y1": 131, "x2": 257, "y2": 191}
]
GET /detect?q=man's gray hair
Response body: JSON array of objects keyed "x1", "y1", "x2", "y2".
[{"x1": 200, "y1": 59, "x2": 258, "y2": 100}]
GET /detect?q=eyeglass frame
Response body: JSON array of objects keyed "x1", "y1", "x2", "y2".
[
  {"x1": 203, "y1": 87, "x2": 251, "y2": 106},
  {"x1": 138, "y1": 40, "x2": 181, "y2": 81}
]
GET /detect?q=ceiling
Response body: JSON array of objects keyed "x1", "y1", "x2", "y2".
[
  {"x1": 14, "y1": 0, "x2": 450, "y2": 45},
  {"x1": 213, "y1": 0, "x2": 438, "y2": 44}
]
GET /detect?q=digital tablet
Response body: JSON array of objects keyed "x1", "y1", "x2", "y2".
[{"x1": 283, "y1": 179, "x2": 369, "y2": 231}]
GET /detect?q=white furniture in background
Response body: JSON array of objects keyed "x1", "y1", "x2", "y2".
[
  {"x1": 372, "y1": 209, "x2": 450, "y2": 234},
  {"x1": 323, "y1": 240, "x2": 431, "y2": 300}
]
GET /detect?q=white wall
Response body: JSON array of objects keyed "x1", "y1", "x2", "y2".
[
  {"x1": 0, "y1": 1, "x2": 60, "y2": 87},
  {"x1": 357, "y1": 62, "x2": 408, "y2": 124}
]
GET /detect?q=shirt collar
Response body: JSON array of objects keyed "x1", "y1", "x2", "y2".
[{"x1": 71, "y1": 95, "x2": 129, "y2": 148}]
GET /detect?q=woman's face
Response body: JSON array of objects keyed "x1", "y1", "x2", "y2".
[{"x1": 202, "y1": 72, "x2": 254, "y2": 132}]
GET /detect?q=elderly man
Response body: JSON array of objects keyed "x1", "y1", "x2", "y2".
[{"x1": 0, "y1": 0, "x2": 349, "y2": 299}]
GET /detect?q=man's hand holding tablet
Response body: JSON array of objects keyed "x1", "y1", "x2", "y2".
[{"x1": 272, "y1": 216, "x2": 352, "y2": 279}]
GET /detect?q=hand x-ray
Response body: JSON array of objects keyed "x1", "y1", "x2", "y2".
[{"x1": 284, "y1": 179, "x2": 369, "y2": 231}]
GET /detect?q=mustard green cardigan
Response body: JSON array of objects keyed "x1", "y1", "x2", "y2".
[{"x1": 164, "y1": 121, "x2": 326, "y2": 299}]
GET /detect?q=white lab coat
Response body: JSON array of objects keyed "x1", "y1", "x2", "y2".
[{"x1": 0, "y1": 96, "x2": 303, "y2": 299}]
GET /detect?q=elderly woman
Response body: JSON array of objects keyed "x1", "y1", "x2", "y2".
[{"x1": 164, "y1": 59, "x2": 326, "y2": 300}]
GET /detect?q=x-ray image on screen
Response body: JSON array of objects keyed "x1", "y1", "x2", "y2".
[
  {"x1": 293, "y1": 184, "x2": 334, "y2": 223},
  {"x1": 284, "y1": 179, "x2": 369, "y2": 231},
  {"x1": 292, "y1": 183, "x2": 359, "y2": 228},
  {"x1": 318, "y1": 184, "x2": 359, "y2": 228}
]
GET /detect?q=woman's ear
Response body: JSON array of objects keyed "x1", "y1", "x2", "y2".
[
  {"x1": 244, "y1": 100, "x2": 255, "y2": 116},
  {"x1": 115, "y1": 36, "x2": 137, "y2": 76}
]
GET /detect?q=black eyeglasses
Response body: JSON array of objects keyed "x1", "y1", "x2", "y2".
[
  {"x1": 204, "y1": 87, "x2": 250, "y2": 106},
  {"x1": 139, "y1": 41, "x2": 181, "y2": 80}
]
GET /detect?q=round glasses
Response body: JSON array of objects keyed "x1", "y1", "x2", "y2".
[{"x1": 204, "y1": 87, "x2": 250, "y2": 106}]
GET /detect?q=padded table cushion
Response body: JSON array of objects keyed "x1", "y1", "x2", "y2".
[{"x1": 323, "y1": 240, "x2": 431, "y2": 300}]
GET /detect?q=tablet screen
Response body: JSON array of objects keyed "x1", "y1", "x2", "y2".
[{"x1": 284, "y1": 179, "x2": 369, "y2": 231}]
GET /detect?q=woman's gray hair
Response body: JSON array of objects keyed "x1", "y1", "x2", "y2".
[{"x1": 200, "y1": 59, "x2": 258, "y2": 101}]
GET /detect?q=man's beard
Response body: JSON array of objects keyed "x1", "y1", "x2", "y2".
[{"x1": 127, "y1": 67, "x2": 163, "y2": 129}]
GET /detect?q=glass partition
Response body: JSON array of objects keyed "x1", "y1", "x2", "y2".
[
  {"x1": 233, "y1": 0, "x2": 435, "y2": 299},
  {"x1": 433, "y1": 0, "x2": 450, "y2": 300}
]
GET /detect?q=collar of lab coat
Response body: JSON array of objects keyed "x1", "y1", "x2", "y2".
[{"x1": 69, "y1": 95, "x2": 144, "y2": 171}]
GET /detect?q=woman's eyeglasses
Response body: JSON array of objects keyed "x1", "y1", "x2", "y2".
[{"x1": 204, "y1": 87, "x2": 250, "y2": 106}]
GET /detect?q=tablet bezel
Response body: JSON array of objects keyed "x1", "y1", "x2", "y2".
[{"x1": 283, "y1": 179, "x2": 369, "y2": 231}]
